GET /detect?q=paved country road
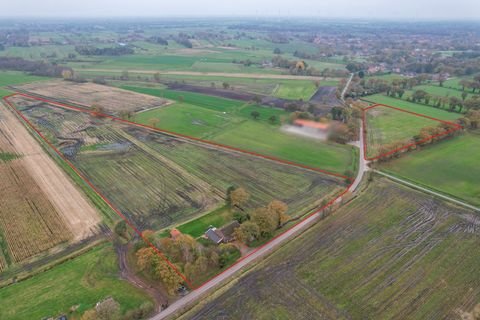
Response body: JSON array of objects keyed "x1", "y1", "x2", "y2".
[{"x1": 149, "y1": 117, "x2": 369, "y2": 320}]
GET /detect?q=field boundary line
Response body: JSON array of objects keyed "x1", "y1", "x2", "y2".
[
  {"x1": 3, "y1": 92, "x2": 353, "y2": 292},
  {"x1": 11, "y1": 92, "x2": 350, "y2": 181},
  {"x1": 2, "y1": 94, "x2": 193, "y2": 288},
  {"x1": 374, "y1": 170, "x2": 480, "y2": 212},
  {"x1": 362, "y1": 103, "x2": 463, "y2": 161}
]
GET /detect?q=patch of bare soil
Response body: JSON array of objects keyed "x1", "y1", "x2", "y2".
[
  {"x1": 14, "y1": 80, "x2": 167, "y2": 114},
  {"x1": 0, "y1": 102, "x2": 101, "y2": 240}
]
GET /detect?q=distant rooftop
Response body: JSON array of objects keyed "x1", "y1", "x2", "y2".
[{"x1": 293, "y1": 119, "x2": 330, "y2": 130}]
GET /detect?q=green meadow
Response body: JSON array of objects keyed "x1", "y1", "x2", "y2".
[
  {"x1": 363, "y1": 94, "x2": 461, "y2": 121},
  {"x1": 0, "y1": 244, "x2": 151, "y2": 320},
  {"x1": 124, "y1": 86, "x2": 356, "y2": 174},
  {"x1": 380, "y1": 131, "x2": 480, "y2": 206}
]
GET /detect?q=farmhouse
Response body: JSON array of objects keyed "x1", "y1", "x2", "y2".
[
  {"x1": 205, "y1": 227, "x2": 224, "y2": 244},
  {"x1": 205, "y1": 221, "x2": 240, "y2": 244}
]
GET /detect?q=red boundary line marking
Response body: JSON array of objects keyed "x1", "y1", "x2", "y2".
[
  {"x1": 11, "y1": 92, "x2": 351, "y2": 181},
  {"x1": 362, "y1": 103, "x2": 463, "y2": 161},
  {"x1": 3, "y1": 92, "x2": 352, "y2": 291}
]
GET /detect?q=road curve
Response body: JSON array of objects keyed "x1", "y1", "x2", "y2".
[{"x1": 149, "y1": 119, "x2": 368, "y2": 320}]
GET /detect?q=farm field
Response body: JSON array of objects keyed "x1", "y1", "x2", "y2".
[
  {"x1": 0, "y1": 101, "x2": 100, "y2": 270},
  {"x1": 405, "y1": 84, "x2": 466, "y2": 99},
  {"x1": 12, "y1": 96, "x2": 345, "y2": 231},
  {"x1": 0, "y1": 244, "x2": 152, "y2": 320},
  {"x1": 0, "y1": 158, "x2": 71, "y2": 266},
  {"x1": 14, "y1": 80, "x2": 168, "y2": 114},
  {"x1": 441, "y1": 77, "x2": 477, "y2": 91},
  {"x1": 0, "y1": 71, "x2": 48, "y2": 97},
  {"x1": 364, "y1": 105, "x2": 448, "y2": 159},
  {"x1": 380, "y1": 131, "x2": 480, "y2": 206},
  {"x1": 113, "y1": 74, "x2": 333, "y2": 100},
  {"x1": 123, "y1": 86, "x2": 356, "y2": 174},
  {"x1": 362, "y1": 94, "x2": 461, "y2": 121},
  {"x1": 70, "y1": 54, "x2": 283, "y2": 74},
  {"x1": 182, "y1": 178, "x2": 480, "y2": 320}
]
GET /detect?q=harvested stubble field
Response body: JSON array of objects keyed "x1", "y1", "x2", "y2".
[
  {"x1": 14, "y1": 97, "x2": 344, "y2": 231},
  {"x1": 0, "y1": 160, "x2": 71, "y2": 264},
  {"x1": 0, "y1": 103, "x2": 84, "y2": 268},
  {"x1": 365, "y1": 105, "x2": 447, "y2": 159},
  {"x1": 0, "y1": 99, "x2": 100, "y2": 263},
  {"x1": 182, "y1": 178, "x2": 480, "y2": 320},
  {"x1": 14, "y1": 80, "x2": 168, "y2": 114}
]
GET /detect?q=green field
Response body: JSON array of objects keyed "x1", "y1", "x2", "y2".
[
  {"x1": 212, "y1": 121, "x2": 356, "y2": 174},
  {"x1": 363, "y1": 94, "x2": 461, "y2": 121},
  {"x1": 136, "y1": 74, "x2": 330, "y2": 100},
  {"x1": 122, "y1": 86, "x2": 245, "y2": 112},
  {"x1": 365, "y1": 105, "x2": 442, "y2": 158},
  {"x1": 124, "y1": 86, "x2": 356, "y2": 174},
  {"x1": 405, "y1": 84, "x2": 466, "y2": 99},
  {"x1": 442, "y1": 77, "x2": 472, "y2": 91},
  {"x1": 175, "y1": 206, "x2": 233, "y2": 238},
  {"x1": 273, "y1": 81, "x2": 317, "y2": 100},
  {"x1": 0, "y1": 244, "x2": 151, "y2": 320},
  {"x1": 380, "y1": 131, "x2": 480, "y2": 206},
  {"x1": 181, "y1": 178, "x2": 480, "y2": 319},
  {"x1": 19, "y1": 101, "x2": 343, "y2": 230},
  {"x1": 0, "y1": 71, "x2": 48, "y2": 97},
  {"x1": 135, "y1": 102, "x2": 240, "y2": 137}
]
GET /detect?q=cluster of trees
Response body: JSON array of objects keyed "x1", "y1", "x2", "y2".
[
  {"x1": 0, "y1": 30, "x2": 29, "y2": 47},
  {"x1": 346, "y1": 75, "x2": 430, "y2": 98},
  {"x1": 327, "y1": 106, "x2": 360, "y2": 144},
  {"x1": 458, "y1": 75, "x2": 480, "y2": 92},
  {"x1": 75, "y1": 45, "x2": 134, "y2": 56},
  {"x1": 0, "y1": 56, "x2": 72, "y2": 77},
  {"x1": 172, "y1": 33, "x2": 193, "y2": 48},
  {"x1": 267, "y1": 32, "x2": 289, "y2": 44},
  {"x1": 226, "y1": 188, "x2": 290, "y2": 246},
  {"x1": 377, "y1": 123, "x2": 460, "y2": 161},
  {"x1": 231, "y1": 58, "x2": 255, "y2": 67},
  {"x1": 147, "y1": 36, "x2": 169, "y2": 46},
  {"x1": 271, "y1": 56, "x2": 327, "y2": 76},
  {"x1": 407, "y1": 89, "x2": 473, "y2": 113},
  {"x1": 135, "y1": 228, "x2": 240, "y2": 295},
  {"x1": 460, "y1": 109, "x2": 480, "y2": 129}
]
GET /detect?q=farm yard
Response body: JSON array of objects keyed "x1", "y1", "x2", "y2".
[
  {"x1": 14, "y1": 80, "x2": 168, "y2": 114},
  {"x1": 380, "y1": 131, "x2": 480, "y2": 206},
  {"x1": 364, "y1": 105, "x2": 453, "y2": 159},
  {"x1": 182, "y1": 178, "x2": 480, "y2": 320},
  {"x1": 11, "y1": 96, "x2": 345, "y2": 231}
]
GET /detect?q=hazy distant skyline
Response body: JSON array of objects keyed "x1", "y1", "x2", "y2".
[{"x1": 3, "y1": 0, "x2": 480, "y2": 20}]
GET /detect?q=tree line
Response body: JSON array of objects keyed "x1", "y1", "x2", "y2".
[
  {"x1": 0, "y1": 56, "x2": 72, "y2": 77},
  {"x1": 74, "y1": 45, "x2": 134, "y2": 56}
]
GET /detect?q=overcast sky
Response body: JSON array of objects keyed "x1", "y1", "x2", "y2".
[{"x1": 3, "y1": 0, "x2": 480, "y2": 20}]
